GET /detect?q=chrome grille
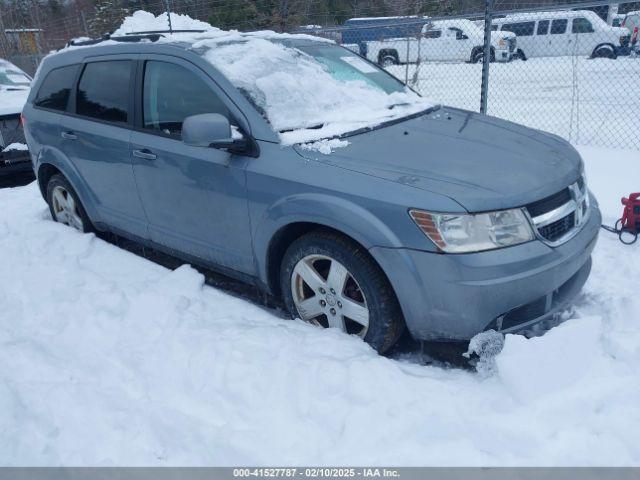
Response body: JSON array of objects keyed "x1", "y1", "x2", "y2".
[
  {"x1": 525, "y1": 178, "x2": 589, "y2": 247},
  {"x1": 539, "y1": 211, "x2": 575, "y2": 242}
]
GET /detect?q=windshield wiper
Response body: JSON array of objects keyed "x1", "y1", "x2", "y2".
[
  {"x1": 279, "y1": 123, "x2": 325, "y2": 133},
  {"x1": 388, "y1": 102, "x2": 411, "y2": 110}
]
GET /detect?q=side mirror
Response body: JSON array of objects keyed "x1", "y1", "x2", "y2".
[
  {"x1": 183, "y1": 113, "x2": 232, "y2": 147},
  {"x1": 459, "y1": 33, "x2": 469, "y2": 40},
  {"x1": 182, "y1": 113, "x2": 255, "y2": 155}
]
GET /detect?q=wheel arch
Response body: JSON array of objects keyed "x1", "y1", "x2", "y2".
[
  {"x1": 591, "y1": 42, "x2": 617, "y2": 58},
  {"x1": 264, "y1": 221, "x2": 406, "y2": 328},
  {"x1": 254, "y1": 194, "x2": 405, "y2": 297},
  {"x1": 35, "y1": 147, "x2": 101, "y2": 225}
]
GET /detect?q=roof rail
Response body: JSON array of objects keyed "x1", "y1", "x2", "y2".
[
  {"x1": 125, "y1": 29, "x2": 206, "y2": 35},
  {"x1": 66, "y1": 33, "x2": 163, "y2": 48}
]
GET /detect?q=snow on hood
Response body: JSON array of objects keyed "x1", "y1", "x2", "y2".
[
  {"x1": 491, "y1": 30, "x2": 515, "y2": 39},
  {"x1": 109, "y1": 12, "x2": 436, "y2": 147}
]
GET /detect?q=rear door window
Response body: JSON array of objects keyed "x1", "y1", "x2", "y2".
[
  {"x1": 537, "y1": 20, "x2": 550, "y2": 35},
  {"x1": 34, "y1": 65, "x2": 78, "y2": 111},
  {"x1": 76, "y1": 61, "x2": 132, "y2": 124},
  {"x1": 142, "y1": 60, "x2": 230, "y2": 138},
  {"x1": 423, "y1": 29, "x2": 441, "y2": 39},
  {"x1": 502, "y1": 21, "x2": 535, "y2": 36},
  {"x1": 550, "y1": 19, "x2": 568, "y2": 34}
]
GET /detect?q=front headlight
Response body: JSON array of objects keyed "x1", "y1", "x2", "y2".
[
  {"x1": 409, "y1": 208, "x2": 535, "y2": 253},
  {"x1": 498, "y1": 38, "x2": 506, "y2": 47}
]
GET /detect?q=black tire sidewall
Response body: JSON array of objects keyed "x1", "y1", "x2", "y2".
[
  {"x1": 46, "y1": 174, "x2": 94, "y2": 233},
  {"x1": 280, "y1": 232, "x2": 404, "y2": 353}
]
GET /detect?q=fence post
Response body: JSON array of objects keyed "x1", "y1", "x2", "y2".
[{"x1": 480, "y1": 0, "x2": 493, "y2": 115}]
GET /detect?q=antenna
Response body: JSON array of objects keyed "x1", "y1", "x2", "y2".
[{"x1": 163, "y1": 0, "x2": 173, "y2": 33}]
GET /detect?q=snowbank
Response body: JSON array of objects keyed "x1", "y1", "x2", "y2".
[
  {"x1": 0, "y1": 146, "x2": 638, "y2": 466},
  {"x1": 2, "y1": 142, "x2": 28, "y2": 153}
]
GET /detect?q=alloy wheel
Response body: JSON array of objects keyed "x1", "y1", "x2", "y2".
[
  {"x1": 51, "y1": 185, "x2": 84, "y2": 231},
  {"x1": 291, "y1": 254, "x2": 370, "y2": 337}
]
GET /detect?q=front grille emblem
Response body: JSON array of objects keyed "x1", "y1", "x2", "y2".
[{"x1": 525, "y1": 179, "x2": 589, "y2": 247}]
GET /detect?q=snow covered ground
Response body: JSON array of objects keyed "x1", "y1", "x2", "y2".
[
  {"x1": 0, "y1": 145, "x2": 638, "y2": 466},
  {"x1": 387, "y1": 56, "x2": 640, "y2": 149}
]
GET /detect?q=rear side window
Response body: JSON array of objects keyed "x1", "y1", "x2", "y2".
[
  {"x1": 34, "y1": 65, "x2": 78, "y2": 111},
  {"x1": 423, "y1": 29, "x2": 441, "y2": 39},
  {"x1": 537, "y1": 20, "x2": 550, "y2": 35},
  {"x1": 550, "y1": 19, "x2": 568, "y2": 34},
  {"x1": 77, "y1": 61, "x2": 131, "y2": 124},
  {"x1": 502, "y1": 21, "x2": 535, "y2": 36},
  {"x1": 142, "y1": 61, "x2": 229, "y2": 138}
]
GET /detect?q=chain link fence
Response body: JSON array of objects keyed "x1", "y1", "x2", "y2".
[{"x1": 1, "y1": 0, "x2": 639, "y2": 149}]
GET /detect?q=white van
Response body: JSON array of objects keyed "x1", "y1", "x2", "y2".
[
  {"x1": 493, "y1": 10, "x2": 629, "y2": 60},
  {"x1": 367, "y1": 18, "x2": 516, "y2": 65}
]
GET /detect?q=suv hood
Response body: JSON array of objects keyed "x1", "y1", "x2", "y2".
[{"x1": 294, "y1": 107, "x2": 583, "y2": 212}]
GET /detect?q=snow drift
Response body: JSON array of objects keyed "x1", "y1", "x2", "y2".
[{"x1": 0, "y1": 147, "x2": 638, "y2": 466}]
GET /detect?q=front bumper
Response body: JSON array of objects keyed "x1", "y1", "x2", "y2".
[
  {"x1": 495, "y1": 47, "x2": 512, "y2": 62},
  {"x1": 370, "y1": 198, "x2": 601, "y2": 341}
]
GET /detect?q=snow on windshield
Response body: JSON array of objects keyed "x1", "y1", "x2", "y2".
[
  {"x1": 110, "y1": 11, "x2": 435, "y2": 146},
  {"x1": 198, "y1": 38, "x2": 434, "y2": 145}
]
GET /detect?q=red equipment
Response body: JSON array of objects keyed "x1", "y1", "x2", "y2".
[{"x1": 613, "y1": 193, "x2": 640, "y2": 245}]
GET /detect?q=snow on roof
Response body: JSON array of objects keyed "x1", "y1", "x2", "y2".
[{"x1": 496, "y1": 9, "x2": 606, "y2": 23}]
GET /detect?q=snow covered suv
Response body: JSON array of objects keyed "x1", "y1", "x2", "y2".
[{"x1": 23, "y1": 12, "x2": 600, "y2": 353}]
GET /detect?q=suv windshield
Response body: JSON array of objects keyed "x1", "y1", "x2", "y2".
[{"x1": 199, "y1": 38, "x2": 434, "y2": 145}]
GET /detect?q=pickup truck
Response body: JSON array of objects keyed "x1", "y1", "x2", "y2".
[{"x1": 366, "y1": 19, "x2": 516, "y2": 65}]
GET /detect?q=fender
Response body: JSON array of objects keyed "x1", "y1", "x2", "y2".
[
  {"x1": 36, "y1": 146, "x2": 103, "y2": 225},
  {"x1": 252, "y1": 192, "x2": 405, "y2": 285}
]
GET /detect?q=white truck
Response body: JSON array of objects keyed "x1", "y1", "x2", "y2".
[{"x1": 365, "y1": 19, "x2": 516, "y2": 66}]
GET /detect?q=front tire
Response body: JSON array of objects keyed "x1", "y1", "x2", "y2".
[
  {"x1": 46, "y1": 174, "x2": 94, "y2": 233},
  {"x1": 280, "y1": 231, "x2": 404, "y2": 353},
  {"x1": 472, "y1": 47, "x2": 495, "y2": 63}
]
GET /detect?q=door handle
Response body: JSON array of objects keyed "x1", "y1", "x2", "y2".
[
  {"x1": 61, "y1": 131, "x2": 77, "y2": 140},
  {"x1": 133, "y1": 149, "x2": 157, "y2": 160}
]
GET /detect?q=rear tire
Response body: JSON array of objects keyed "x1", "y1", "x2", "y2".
[
  {"x1": 592, "y1": 45, "x2": 617, "y2": 59},
  {"x1": 46, "y1": 174, "x2": 94, "y2": 233},
  {"x1": 280, "y1": 230, "x2": 405, "y2": 354},
  {"x1": 379, "y1": 55, "x2": 398, "y2": 67}
]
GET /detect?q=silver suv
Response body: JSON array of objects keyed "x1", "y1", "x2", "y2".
[{"x1": 22, "y1": 28, "x2": 600, "y2": 353}]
